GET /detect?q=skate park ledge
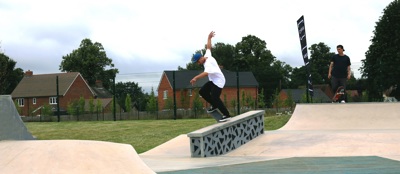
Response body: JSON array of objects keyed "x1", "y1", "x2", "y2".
[{"x1": 187, "y1": 110, "x2": 265, "y2": 157}]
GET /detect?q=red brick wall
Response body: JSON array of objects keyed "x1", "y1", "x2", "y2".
[{"x1": 62, "y1": 75, "x2": 94, "y2": 107}]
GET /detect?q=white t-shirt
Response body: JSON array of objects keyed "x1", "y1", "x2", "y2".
[{"x1": 203, "y1": 49, "x2": 225, "y2": 88}]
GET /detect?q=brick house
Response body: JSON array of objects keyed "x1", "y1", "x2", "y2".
[
  {"x1": 11, "y1": 70, "x2": 112, "y2": 116},
  {"x1": 278, "y1": 88, "x2": 332, "y2": 105},
  {"x1": 157, "y1": 70, "x2": 259, "y2": 110}
]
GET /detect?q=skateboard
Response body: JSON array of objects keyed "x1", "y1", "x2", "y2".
[
  {"x1": 332, "y1": 86, "x2": 345, "y2": 102},
  {"x1": 207, "y1": 109, "x2": 223, "y2": 122}
]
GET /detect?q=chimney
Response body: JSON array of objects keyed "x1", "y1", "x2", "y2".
[
  {"x1": 25, "y1": 70, "x2": 33, "y2": 77},
  {"x1": 95, "y1": 80, "x2": 103, "y2": 87}
]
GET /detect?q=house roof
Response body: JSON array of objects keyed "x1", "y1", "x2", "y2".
[
  {"x1": 90, "y1": 81, "x2": 113, "y2": 98},
  {"x1": 281, "y1": 88, "x2": 332, "y2": 103},
  {"x1": 11, "y1": 72, "x2": 95, "y2": 98},
  {"x1": 160, "y1": 70, "x2": 259, "y2": 90}
]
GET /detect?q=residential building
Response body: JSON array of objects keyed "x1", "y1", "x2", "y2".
[{"x1": 11, "y1": 70, "x2": 111, "y2": 116}]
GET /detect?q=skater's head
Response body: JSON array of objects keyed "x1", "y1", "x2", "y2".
[
  {"x1": 192, "y1": 53, "x2": 205, "y2": 65},
  {"x1": 336, "y1": 45, "x2": 345, "y2": 55}
]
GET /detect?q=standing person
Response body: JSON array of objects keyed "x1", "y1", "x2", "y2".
[
  {"x1": 328, "y1": 45, "x2": 351, "y2": 102},
  {"x1": 190, "y1": 31, "x2": 231, "y2": 122}
]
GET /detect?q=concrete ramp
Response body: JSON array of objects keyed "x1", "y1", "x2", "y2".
[
  {"x1": 141, "y1": 103, "x2": 400, "y2": 172},
  {"x1": 281, "y1": 103, "x2": 400, "y2": 130},
  {"x1": 0, "y1": 140, "x2": 155, "y2": 174},
  {"x1": 0, "y1": 95, "x2": 34, "y2": 140}
]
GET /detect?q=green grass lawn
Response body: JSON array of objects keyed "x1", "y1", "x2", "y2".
[{"x1": 25, "y1": 115, "x2": 291, "y2": 154}]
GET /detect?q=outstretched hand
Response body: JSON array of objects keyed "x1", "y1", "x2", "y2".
[{"x1": 208, "y1": 31, "x2": 215, "y2": 39}]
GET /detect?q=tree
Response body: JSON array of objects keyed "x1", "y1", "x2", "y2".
[
  {"x1": 96, "y1": 99, "x2": 103, "y2": 113},
  {"x1": 290, "y1": 42, "x2": 335, "y2": 89},
  {"x1": 146, "y1": 87, "x2": 157, "y2": 113},
  {"x1": 308, "y1": 42, "x2": 335, "y2": 85},
  {"x1": 192, "y1": 88, "x2": 203, "y2": 112},
  {"x1": 234, "y1": 35, "x2": 280, "y2": 107},
  {"x1": 284, "y1": 90, "x2": 295, "y2": 111},
  {"x1": 89, "y1": 97, "x2": 95, "y2": 115},
  {"x1": 59, "y1": 38, "x2": 118, "y2": 90},
  {"x1": 361, "y1": 0, "x2": 400, "y2": 100},
  {"x1": 67, "y1": 100, "x2": 79, "y2": 116},
  {"x1": 125, "y1": 94, "x2": 132, "y2": 112},
  {"x1": 115, "y1": 81, "x2": 146, "y2": 112},
  {"x1": 257, "y1": 88, "x2": 266, "y2": 108},
  {"x1": 0, "y1": 53, "x2": 24, "y2": 94},
  {"x1": 79, "y1": 96, "x2": 85, "y2": 114}
]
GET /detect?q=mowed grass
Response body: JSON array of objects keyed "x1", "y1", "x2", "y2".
[{"x1": 25, "y1": 115, "x2": 291, "y2": 154}]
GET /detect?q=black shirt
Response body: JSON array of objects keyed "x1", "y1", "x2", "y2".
[{"x1": 331, "y1": 54, "x2": 351, "y2": 78}]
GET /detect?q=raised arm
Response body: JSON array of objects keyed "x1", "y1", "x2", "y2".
[{"x1": 206, "y1": 31, "x2": 215, "y2": 50}]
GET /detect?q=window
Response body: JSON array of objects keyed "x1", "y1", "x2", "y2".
[
  {"x1": 16, "y1": 98, "x2": 24, "y2": 106},
  {"x1": 49, "y1": 97, "x2": 57, "y2": 104},
  {"x1": 33, "y1": 98, "x2": 36, "y2": 105},
  {"x1": 163, "y1": 90, "x2": 168, "y2": 99}
]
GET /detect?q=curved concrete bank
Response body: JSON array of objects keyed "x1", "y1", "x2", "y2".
[
  {"x1": 0, "y1": 95, "x2": 34, "y2": 140},
  {"x1": 0, "y1": 140, "x2": 155, "y2": 174}
]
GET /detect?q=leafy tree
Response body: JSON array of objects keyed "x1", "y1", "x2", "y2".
[
  {"x1": 79, "y1": 96, "x2": 85, "y2": 114},
  {"x1": 0, "y1": 53, "x2": 24, "y2": 94},
  {"x1": 146, "y1": 87, "x2": 157, "y2": 113},
  {"x1": 89, "y1": 97, "x2": 95, "y2": 115},
  {"x1": 308, "y1": 42, "x2": 335, "y2": 85},
  {"x1": 96, "y1": 99, "x2": 102, "y2": 113},
  {"x1": 230, "y1": 99, "x2": 237, "y2": 113},
  {"x1": 115, "y1": 81, "x2": 147, "y2": 111},
  {"x1": 67, "y1": 100, "x2": 79, "y2": 116},
  {"x1": 125, "y1": 94, "x2": 132, "y2": 112},
  {"x1": 284, "y1": 90, "x2": 295, "y2": 111},
  {"x1": 179, "y1": 89, "x2": 186, "y2": 108},
  {"x1": 234, "y1": 35, "x2": 282, "y2": 107},
  {"x1": 59, "y1": 38, "x2": 118, "y2": 90},
  {"x1": 272, "y1": 88, "x2": 282, "y2": 112},
  {"x1": 41, "y1": 103, "x2": 53, "y2": 116},
  {"x1": 291, "y1": 42, "x2": 334, "y2": 89},
  {"x1": 164, "y1": 98, "x2": 174, "y2": 110},
  {"x1": 209, "y1": 42, "x2": 236, "y2": 70},
  {"x1": 192, "y1": 88, "x2": 203, "y2": 111},
  {"x1": 361, "y1": 0, "x2": 400, "y2": 100},
  {"x1": 257, "y1": 88, "x2": 265, "y2": 108},
  {"x1": 271, "y1": 60, "x2": 293, "y2": 90},
  {"x1": 290, "y1": 66, "x2": 307, "y2": 88}
]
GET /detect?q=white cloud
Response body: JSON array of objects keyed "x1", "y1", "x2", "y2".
[{"x1": 0, "y1": 0, "x2": 394, "y2": 92}]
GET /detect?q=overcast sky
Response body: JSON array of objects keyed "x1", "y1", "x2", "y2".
[{"x1": 0, "y1": 0, "x2": 393, "y2": 92}]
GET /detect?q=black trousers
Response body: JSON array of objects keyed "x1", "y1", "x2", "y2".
[
  {"x1": 331, "y1": 76, "x2": 347, "y2": 101},
  {"x1": 199, "y1": 81, "x2": 230, "y2": 116}
]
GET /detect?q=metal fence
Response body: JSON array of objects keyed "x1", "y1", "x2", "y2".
[{"x1": 21, "y1": 107, "x2": 292, "y2": 122}]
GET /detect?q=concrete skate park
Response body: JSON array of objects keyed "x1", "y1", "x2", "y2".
[{"x1": 1, "y1": 95, "x2": 400, "y2": 173}]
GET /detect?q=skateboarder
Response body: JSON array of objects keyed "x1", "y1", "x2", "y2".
[
  {"x1": 328, "y1": 45, "x2": 351, "y2": 103},
  {"x1": 190, "y1": 31, "x2": 231, "y2": 122}
]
